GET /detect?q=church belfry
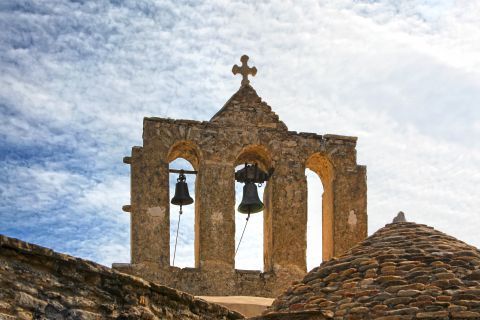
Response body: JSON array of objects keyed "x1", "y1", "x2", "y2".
[{"x1": 113, "y1": 55, "x2": 367, "y2": 297}]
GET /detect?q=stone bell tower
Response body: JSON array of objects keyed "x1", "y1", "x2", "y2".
[{"x1": 113, "y1": 55, "x2": 367, "y2": 297}]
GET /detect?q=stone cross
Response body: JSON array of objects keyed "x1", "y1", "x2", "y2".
[{"x1": 232, "y1": 55, "x2": 257, "y2": 86}]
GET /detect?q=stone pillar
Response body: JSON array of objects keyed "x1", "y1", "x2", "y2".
[
  {"x1": 332, "y1": 165, "x2": 367, "y2": 257},
  {"x1": 263, "y1": 179, "x2": 273, "y2": 272},
  {"x1": 131, "y1": 145, "x2": 170, "y2": 267},
  {"x1": 265, "y1": 164, "x2": 307, "y2": 273},
  {"x1": 197, "y1": 162, "x2": 236, "y2": 270}
]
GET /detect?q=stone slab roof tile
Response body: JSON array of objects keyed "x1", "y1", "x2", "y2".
[
  {"x1": 261, "y1": 222, "x2": 480, "y2": 320},
  {"x1": 0, "y1": 234, "x2": 244, "y2": 320}
]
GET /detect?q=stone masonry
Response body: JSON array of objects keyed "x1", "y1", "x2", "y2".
[
  {"x1": 113, "y1": 56, "x2": 367, "y2": 297},
  {"x1": 0, "y1": 234, "x2": 243, "y2": 320}
]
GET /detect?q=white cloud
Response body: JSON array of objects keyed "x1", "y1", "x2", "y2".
[{"x1": 1, "y1": 0, "x2": 479, "y2": 271}]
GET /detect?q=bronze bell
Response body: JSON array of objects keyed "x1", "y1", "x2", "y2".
[
  {"x1": 171, "y1": 172, "x2": 194, "y2": 207},
  {"x1": 238, "y1": 182, "x2": 264, "y2": 214}
]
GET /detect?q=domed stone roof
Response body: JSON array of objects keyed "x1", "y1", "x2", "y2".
[{"x1": 262, "y1": 221, "x2": 480, "y2": 319}]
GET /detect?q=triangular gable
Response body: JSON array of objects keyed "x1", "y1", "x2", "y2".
[{"x1": 210, "y1": 84, "x2": 287, "y2": 130}]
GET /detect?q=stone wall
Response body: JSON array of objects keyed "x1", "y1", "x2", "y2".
[
  {"x1": 0, "y1": 234, "x2": 243, "y2": 320},
  {"x1": 116, "y1": 84, "x2": 367, "y2": 297},
  {"x1": 113, "y1": 263, "x2": 303, "y2": 298}
]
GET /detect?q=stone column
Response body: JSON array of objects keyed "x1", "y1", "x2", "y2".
[
  {"x1": 265, "y1": 164, "x2": 307, "y2": 273},
  {"x1": 197, "y1": 162, "x2": 236, "y2": 270},
  {"x1": 131, "y1": 145, "x2": 170, "y2": 267},
  {"x1": 332, "y1": 165, "x2": 367, "y2": 257}
]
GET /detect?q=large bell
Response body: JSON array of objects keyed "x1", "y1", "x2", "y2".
[
  {"x1": 171, "y1": 173, "x2": 194, "y2": 207},
  {"x1": 238, "y1": 182, "x2": 264, "y2": 214}
]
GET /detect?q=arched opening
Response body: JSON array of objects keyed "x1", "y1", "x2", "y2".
[
  {"x1": 167, "y1": 141, "x2": 201, "y2": 268},
  {"x1": 306, "y1": 168, "x2": 324, "y2": 270},
  {"x1": 234, "y1": 145, "x2": 272, "y2": 271},
  {"x1": 305, "y1": 153, "x2": 334, "y2": 264}
]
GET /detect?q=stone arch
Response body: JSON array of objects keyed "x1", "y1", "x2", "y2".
[
  {"x1": 167, "y1": 140, "x2": 202, "y2": 170},
  {"x1": 234, "y1": 144, "x2": 272, "y2": 172},
  {"x1": 167, "y1": 140, "x2": 202, "y2": 267},
  {"x1": 233, "y1": 144, "x2": 273, "y2": 270},
  {"x1": 305, "y1": 153, "x2": 335, "y2": 262}
]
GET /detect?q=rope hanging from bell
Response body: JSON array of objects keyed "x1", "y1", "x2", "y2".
[
  {"x1": 235, "y1": 210, "x2": 250, "y2": 257},
  {"x1": 172, "y1": 205, "x2": 182, "y2": 266},
  {"x1": 170, "y1": 170, "x2": 194, "y2": 266}
]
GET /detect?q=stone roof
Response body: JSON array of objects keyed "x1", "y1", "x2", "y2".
[
  {"x1": 260, "y1": 222, "x2": 480, "y2": 320},
  {"x1": 0, "y1": 234, "x2": 244, "y2": 320}
]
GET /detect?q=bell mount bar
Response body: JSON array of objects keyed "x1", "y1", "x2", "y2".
[{"x1": 169, "y1": 169, "x2": 197, "y2": 175}]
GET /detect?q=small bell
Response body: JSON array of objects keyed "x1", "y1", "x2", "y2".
[
  {"x1": 171, "y1": 171, "x2": 193, "y2": 267},
  {"x1": 171, "y1": 172, "x2": 194, "y2": 207},
  {"x1": 238, "y1": 182, "x2": 264, "y2": 214}
]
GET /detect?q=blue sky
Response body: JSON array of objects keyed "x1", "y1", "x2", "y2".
[{"x1": 1, "y1": 0, "x2": 479, "y2": 271}]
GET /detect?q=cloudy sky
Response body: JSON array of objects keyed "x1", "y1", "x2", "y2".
[{"x1": 1, "y1": 0, "x2": 479, "y2": 271}]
